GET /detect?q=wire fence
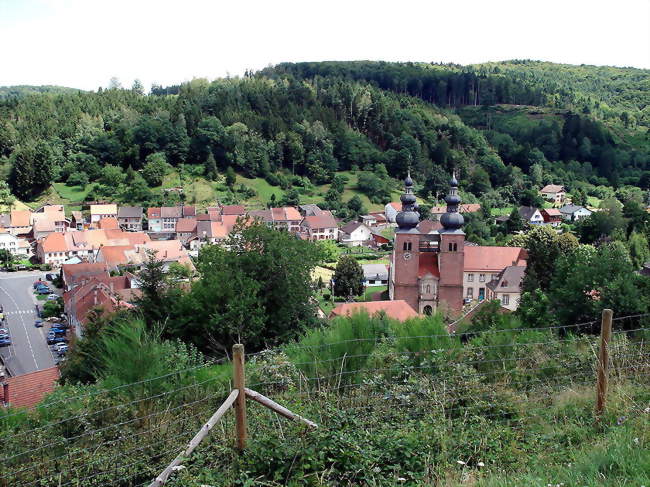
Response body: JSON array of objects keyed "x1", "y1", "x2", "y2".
[{"x1": 0, "y1": 312, "x2": 648, "y2": 486}]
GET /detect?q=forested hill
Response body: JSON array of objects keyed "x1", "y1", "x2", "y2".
[
  {"x1": 0, "y1": 60, "x2": 649, "y2": 210},
  {"x1": 262, "y1": 60, "x2": 650, "y2": 127},
  {"x1": 0, "y1": 85, "x2": 83, "y2": 100}
]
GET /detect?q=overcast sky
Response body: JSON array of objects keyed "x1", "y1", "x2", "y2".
[{"x1": 1, "y1": 0, "x2": 649, "y2": 91}]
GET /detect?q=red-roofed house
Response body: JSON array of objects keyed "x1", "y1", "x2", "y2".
[
  {"x1": 299, "y1": 211, "x2": 338, "y2": 241},
  {"x1": 384, "y1": 202, "x2": 402, "y2": 223},
  {"x1": 64, "y1": 276, "x2": 136, "y2": 329},
  {"x1": 147, "y1": 206, "x2": 196, "y2": 232},
  {"x1": 62, "y1": 262, "x2": 109, "y2": 291},
  {"x1": 98, "y1": 217, "x2": 119, "y2": 230},
  {"x1": 220, "y1": 205, "x2": 246, "y2": 216},
  {"x1": 1, "y1": 367, "x2": 60, "y2": 409},
  {"x1": 463, "y1": 246, "x2": 527, "y2": 302},
  {"x1": 539, "y1": 184, "x2": 566, "y2": 205},
  {"x1": 541, "y1": 208, "x2": 562, "y2": 227},
  {"x1": 329, "y1": 300, "x2": 418, "y2": 322},
  {"x1": 9, "y1": 210, "x2": 33, "y2": 236},
  {"x1": 429, "y1": 203, "x2": 481, "y2": 217}
]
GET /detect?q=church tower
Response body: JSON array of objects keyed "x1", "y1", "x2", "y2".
[
  {"x1": 389, "y1": 173, "x2": 421, "y2": 312},
  {"x1": 437, "y1": 172, "x2": 465, "y2": 311}
]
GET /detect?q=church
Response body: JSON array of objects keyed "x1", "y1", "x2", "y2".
[{"x1": 389, "y1": 173, "x2": 528, "y2": 315}]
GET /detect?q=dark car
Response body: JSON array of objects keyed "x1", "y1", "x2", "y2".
[
  {"x1": 45, "y1": 273, "x2": 57, "y2": 281},
  {"x1": 0, "y1": 337, "x2": 11, "y2": 346},
  {"x1": 35, "y1": 319, "x2": 43, "y2": 327},
  {"x1": 50, "y1": 328, "x2": 66, "y2": 336},
  {"x1": 37, "y1": 287, "x2": 51, "y2": 295},
  {"x1": 47, "y1": 335, "x2": 67, "y2": 345}
]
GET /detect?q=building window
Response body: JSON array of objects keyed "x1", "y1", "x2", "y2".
[
  {"x1": 426, "y1": 284, "x2": 431, "y2": 294},
  {"x1": 453, "y1": 243, "x2": 458, "y2": 251},
  {"x1": 403, "y1": 241, "x2": 412, "y2": 251},
  {"x1": 448, "y1": 243, "x2": 453, "y2": 251},
  {"x1": 466, "y1": 288, "x2": 473, "y2": 298},
  {"x1": 501, "y1": 294, "x2": 510, "y2": 305},
  {"x1": 423, "y1": 305, "x2": 433, "y2": 315},
  {"x1": 479, "y1": 274, "x2": 486, "y2": 282},
  {"x1": 467, "y1": 274, "x2": 474, "y2": 282}
]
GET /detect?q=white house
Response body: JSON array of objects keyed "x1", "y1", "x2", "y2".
[
  {"x1": 540, "y1": 184, "x2": 566, "y2": 205},
  {"x1": 384, "y1": 202, "x2": 402, "y2": 224},
  {"x1": 90, "y1": 204, "x2": 118, "y2": 223},
  {"x1": 338, "y1": 222, "x2": 373, "y2": 247},
  {"x1": 559, "y1": 205, "x2": 592, "y2": 222},
  {"x1": 0, "y1": 233, "x2": 31, "y2": 258},
  {"x1": 362, "y1": 263, "x2": 389, "y2": 287},
  {"x1": 518, "y1": 206, "x2": 544, "y2": 225}
]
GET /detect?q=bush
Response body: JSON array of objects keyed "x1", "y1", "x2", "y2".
[{"x1": 66, "y1": 171, "x2": 89, "y2": 187}]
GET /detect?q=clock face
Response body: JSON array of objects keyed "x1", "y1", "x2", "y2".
[{"x1": 403, "y1": 252, "x2": 412, "y2": 260}]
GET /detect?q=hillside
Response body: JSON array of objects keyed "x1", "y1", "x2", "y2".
[{"x1": 0, "y1": 85, "x2": 83, "y2": 100}]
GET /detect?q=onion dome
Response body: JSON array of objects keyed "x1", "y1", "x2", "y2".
[
  {"x1": 395, "y1": 171, "x2": 420, "y2": 232},
  {"x1": 441, "y1": 170, "x2": 465, "y2": 232}
]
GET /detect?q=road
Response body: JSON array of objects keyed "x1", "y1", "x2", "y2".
[{"x1": 0, "y1": 271, "x2": 56, "y2": 375}]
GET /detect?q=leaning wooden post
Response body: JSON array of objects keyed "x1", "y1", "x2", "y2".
[
  {"x1": 232, "y1": 344, "x2": 247, "y2": 450},
  {"x1": 595, "y1": 309, "x2": 613, "y2": 421}
]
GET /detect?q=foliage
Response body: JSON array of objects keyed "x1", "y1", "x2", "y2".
[
  {"x1": 141, "y1": 151, "x2": 169, "y2": 186},
  {"x1": 333, "y1": 255, "x2": 364, "y2": 298}
]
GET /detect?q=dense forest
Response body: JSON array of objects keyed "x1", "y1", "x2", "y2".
[{"x1": 0, "y1": 60, "x2": 648, "y2": 210}]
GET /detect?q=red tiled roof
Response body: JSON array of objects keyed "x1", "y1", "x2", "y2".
[
  {"x1": 329, "y1": 300, "x2": 418, "y2": 322},
  {"x1": 98, "y1": 217, "x2": 119, "y2": 230},
  {"x1": 0, "y1": 367, "x2": 60, "y2": 409},
  {"x1": 388, "y1": 202, "x2": 402, "y2": 211},
  {"x1": 418, "y1": 252, "x2": 440, "y2": 278},
  {"x1": 541, "y1": 208, "x2": 561, "y2": 216},
  {"x1": 464, "y1": 246, "x2": 528, "y2": 271},
  {"x1": 182, "y1": 206, "x2": 196, "y2": 217},
  {"x1": 147, "y1": 207, "x2": 161, "y2": 218},
  {"x1": 221, "y1": 205, "x2": 246, "y2": 216},
  {"x1": 302, "y1": 212, "x2": 337, "y2": 229},
  {"x1": 10, "y1": 210, "x2": 32, "y2": 227},
  {"x1": 541, "y1": 184, "x2": 565, "y2": 193},
  {"x1": 62, "y1": 263, "x2": 109, "y2": 287},
  {"x1": 176, "y1": 217, "x2": 197, "y2": 233},
  {"x1": 417, "y1": 220, "x2": 443, "y2": 233},
  {"x1": 98, "y1": 245, "x2": 135, "y2": 267},
  {"x1": 40, "y1": 232, "x2": 67, "y2": 253}
]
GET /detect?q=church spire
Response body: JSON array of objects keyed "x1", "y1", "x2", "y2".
[
  {"x1": 396, "y1": 171, "x2": 420, "y2": 232},
  {"x1": 440, "y1": 170, "x2": 464, "y2": 232}
]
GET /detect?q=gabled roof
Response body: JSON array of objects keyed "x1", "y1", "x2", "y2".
[
  {"x1": 71, "y1": 211, "x2": 83, "y2": 222},
  {"x1": 161, "y1": 206, "x2": 183, "y2": 218},
  {"x1": 147, "y1": 207, "x2": 161, "y2": 219},
  {"x1": 62, "y1": 262, "x2": 109, "y2": 287},
  {"x1": 10, "y1": 210, "x2": 32, "y2": 227},
  {"x1": 39, "y1": 232, "x2": 67, "y2": 253},
  {"x1": 560, "y1": 204, "x2": 590, "y2": 214},
  {"x1": 301, "y1": 212, "x2": 337, "y2": 229},
  {"x1": 32, "y1": 215, "x2": 56, "y2": 233},
  {"x1": 362, "y1": 263, "x2": 388, "y2": 280},
  {"x1": 0, "y1": 367, "x2": 60, "y2": 409},
  {"x1": 221, "y1": 205, "x2": 246, "y2": 216},
  {"x1": 299, "y1": 204, "x2": 324, "y2": 216},
  {"x1": 541, "y1": 208, "x2": 561, "y2": 216},
  {"x1": 117, "y1": 206, "x2": 143, "y2": 218},
  {"x1": 464, "y1": 246, "x2": 528, "y2": 272},
  {"x1": 540, "y1": 184, "x2": 565, "y2": 193},
  {"x1": 97, "y1": 245, "x2": 136, "y2": 267},
  {"x1": 518, "y1": 206, "x2": 539, "y2": 221},
  {"x1": 386, "y1": 202, "x2": 402, "y2": 211},
  {"x1": 429, "y1": 204, "x2": 481, "y2": 215},
  {"x1": 176, "y1": 217, "x2": 197, "y2": 233},
  {"x1": 340, "y1": 221, "x2": 366, "y2": 234},
  {"x1": 90, "y1": 204, "x2": 117, "y2": 215},
  {"x1": 487, "y1": 265, "x2": 526, "y2": 293},
  {"x1": 329, "y1": 300, "x2": 418, "y2": 322}
]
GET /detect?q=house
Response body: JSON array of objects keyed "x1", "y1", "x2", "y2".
[
  {"x1": 360, "y1": 214, "x2": 377, "y2": 227},
  {"x1": 117, "y1": 206, "x2": 143, "y2": 231},
  {"x1": 541, "y1": 208, "x2": 562, "y2": 227},
  {"x1": 249, "y1": 207, "x2": 302, "y2": 232},
  {"x1": 136, "y1": 240, "x2": 194, "y2": 271},
  {"x1": 192, "y1": 221, "x2": 230, "y2": 250},
  {"x1": 486, "y1": 265, "x2": 526, "y2": 311},
  {"x1": 518, "y1": 206, "x2": 544, "y2": 225},
  {"x1": 540, "y1": 184, "x2": 566, "y2": 205},
  {"x1": 147, "y1": 206, "x2": 196, "y2": 232},
  {"x1": 329, "y1": 300, "x2": 418, "y2": 322},
  {"x1": 35, "y1": 206, "x2": 68, "y2": 232},
  {"x1": 299, "y1": 211, "x2": 338, "y2": 241},
  {"x1": 463, "y1": 246, "x2": 528, "y2": 303},
  {"x1": 61, "y1": 262, "x2": 109, "y2": 291},
  {"x1": 370, "y1": 231, "x2": 390, "y2": 248},
  {"x1": 0, "y1": 233, "x2": 31, "y2": 258},
  {"x1": 9, "y1": 210, "x2": 32, "y2": 236},
  {"x1": 220, "y1": 205, "x2": 246, "y2": 216},
  {"x1": 559, "y1": 205, "x2": 593, "y2": 222},
  {"x1": 70, "y1": 211, "x2": 84, "y2": 231},
  {"x1": 0, "y1": 367, "x2": 60, "y2": 408},
  {"x1": 362, "y1": 263, "x2": 389, "y2": 287},
  {"x1": 90, "y1": 204, "x2": 118, "y2": 223},
  {"x1": 339, "y1": 221, "x2": 373, "y2": 247},
  {"x1": 36, "y1": 229, "x2": 150, "y2": 267},
  {"x1": 31, "y1": 215, "x2": 57, "y2": 240},
  {"x1": 384, "y1": 202, "x2": 402, "y2": 223},
  {"x1": 176, "y1": 217, "x2": 198, "y2": 244}
]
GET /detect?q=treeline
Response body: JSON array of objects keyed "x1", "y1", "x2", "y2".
[{"x1": 0, "y1": 76, "x2": 507, "y2": 202}]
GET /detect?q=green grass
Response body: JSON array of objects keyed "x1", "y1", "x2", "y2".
[
  {"x1": 491, "y1": 207, "x2": 514, "y2": 216},
  {"x1": 52, "y1": 183, "x2": 92, "y2": 203},
  {"x1": 359, "y1": 285, "x2": 387, "y2": 302}
]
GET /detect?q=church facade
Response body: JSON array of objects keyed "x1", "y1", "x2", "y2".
[{"x1": 389, "y1": 173, "x2": 527, "y2": 315}]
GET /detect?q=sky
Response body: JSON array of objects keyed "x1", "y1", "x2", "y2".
[{"x1": 1, "y1": 0, "x2": 649, "y2": 91}]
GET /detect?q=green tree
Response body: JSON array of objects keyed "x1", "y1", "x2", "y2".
[
  {"x1": 504, "y1": 208, "x2": 524, "y2": 233},
  {"x1": 0, "y1": 181, "x2": 16, "y2": 207},
  {"x1": 279, "y1": 188, "x2": 300, "y2": 206},
  {"x1": 347, "y1": 195, "x2": 366, "y2": 218},
  {"x1": 141, "y1": 152, "x2": 169, "y2": 186},
  {"x1": 204, "y1": 152, "x2": 218, "y2": 181},
  {"x1": 628, "y1": 232, "x2": 650, "y2": 269},
  {"x1": 131, "y1": 79, "x2": 145, "y2": 95},
  {"x1": 333, "y1": 255, "x2": 364, "y2": 298},
  {"x1": 225, "y1": 166, "x2": 236, "y2": 189}
]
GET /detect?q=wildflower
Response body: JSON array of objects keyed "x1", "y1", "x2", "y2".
[
  {"x1": 397, "y1": 478, "x2": 406, "y2": 482},
  {"x1": 171, "y1": 465, "x2": 186, "y2": 471},
  {"x1": 373, "y1": 467, "x2": 381, "y2": 473},
  {"x1": 457, "y1": 460, "x2": 466, "y2": 465},
  {"x1": 477, "y1": 462, "x2": 485, "y2": 467}
]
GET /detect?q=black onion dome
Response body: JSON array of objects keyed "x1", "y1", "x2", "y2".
[
  {"x1": 400, "y1": 192, "x2": 416, "y2": 205},
  {"x1": 405, "y1": 173, "x2": 414, "y2": 187},
  {"x1": 450, "y1": 173, "x2": 458, "y2": 187},
  {"x1": 445, "y1": 193, "x2": 461, "y2": 205},
  {"x1": 440, "y1": 211, "x2": 464, "y2": 230},
  {"x1": 396, "y1": 210, "x2": 419, "y2": 229},
  {"x1": 396, "y1": 172, "x2": 420, "y2": 231}
]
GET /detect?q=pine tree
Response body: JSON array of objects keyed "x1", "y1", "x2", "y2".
[
  {"x1": 204, "y1": 152, "x2": 218, "y2": 181},
  {"x1": 225, "y1": 166, "x2": 236, "y2": 189}
]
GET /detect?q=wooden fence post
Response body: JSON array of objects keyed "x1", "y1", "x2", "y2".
[
  {"x1": 232, "y1": 344, "x2": 247, "y2": 450},
  {"x1": 595, "y1": 308, "x2": 613, "y2": 420}
]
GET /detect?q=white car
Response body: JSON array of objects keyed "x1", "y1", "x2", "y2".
[
  {"x1": 47, "y1": 294, "x2": 59, "y2": 301},
  {"x1": 55, "y1": 343, "x2": 68, "y2": 355}
]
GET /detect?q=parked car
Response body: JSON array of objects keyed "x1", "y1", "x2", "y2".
[
  {"x1": 37, "y1": 287, "x2": 51, "y2": 295},
  {"x1": 0, "y1": 337, "x2": 10, "y2": 346},
  {"x1": 45, "y1": 273, "x2": 58, "y2": 281},
  {"x1": 47, "y1": 294, "x2": 59, "y2": 301},
  {"x1": 0, "y1": 333, "x2": 10, "y2": 340},
  {"x1": 16, "y1": 264, "x2": 27, "y2": 270},
  {"x1": 55, "y1": 343, "x2": 68, "y2": 356},
  {"x1": 50, "y1": 328, "x2": 66, "y2": 336},
  {"x1": 33, "y1": 280, "x2": 47, "y2": 289},
  {"x1": 34, "y1": 319, "x2": 43, "y2": 327},
  {"x1": 0, "y1": 328, "x2": 9, "y2": 334},
  {"x1": 47, "y1": 335, "x2": 67, "y2": 345}
]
